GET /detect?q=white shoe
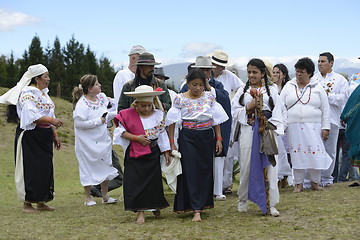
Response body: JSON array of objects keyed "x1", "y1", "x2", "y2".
[
  {"x1": 214, "y1": 194, "x2": 226, "y2": 201},
  {"x1": 270, "y1": 207, "x2": 279, "y2": 217},
  {"x1": 237, "y1": 200, "x2": 248, "y2": 212},
  {"x1": 102, "y1": 196, "x2": 117, "y2": 204},
  {"x1": 84, "y1": 200, "x2": 96, "y2": 206}
]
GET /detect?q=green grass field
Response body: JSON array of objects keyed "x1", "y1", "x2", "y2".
[{"x1": 1, "y1": 88, "x2": 360, "y2": 240}]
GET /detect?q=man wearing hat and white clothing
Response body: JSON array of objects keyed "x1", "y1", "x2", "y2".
[
  {"x1": 113, "y1": 45, "x2": 146, "y2": 110},
  {"x1": 211, "y1": 50, "x2": 244, "y2": 195},
  {"x1": 179, "y1": 56, "x2": 232, "y2": 201},
  {"x1": 118, "y1": 52, "x2": 171, "y2": 111}
]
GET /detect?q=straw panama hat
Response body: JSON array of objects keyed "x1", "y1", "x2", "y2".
[
  {"x1": 191, "y1": 56, "x2": 216, "y2": 69},
  {"x1": 211, "y1": 50, "x2": 229, "y2": 67},
  {"x1": 124, "y1": 85, "x2": 165, "y2": 102}
]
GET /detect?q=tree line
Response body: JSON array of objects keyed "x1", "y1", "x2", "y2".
[{"x1": 0, "y1": 35, "x2": 119, "y2": 101}]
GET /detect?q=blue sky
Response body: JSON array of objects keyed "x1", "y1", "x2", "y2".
[{"x1": 1, "y1": 0, "x2": 360, "y2": 71}]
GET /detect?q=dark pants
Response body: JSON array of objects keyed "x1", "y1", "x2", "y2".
[{"x1": 90, "y1": 149, "x2": 123, "y2": 197}]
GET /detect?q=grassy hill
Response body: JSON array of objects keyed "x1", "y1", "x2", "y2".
[{"x1": 0, "y1": 87, "x2": 360, "y2": 239}]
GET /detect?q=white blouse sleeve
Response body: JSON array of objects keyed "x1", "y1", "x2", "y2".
[
  {"x1": 73, "y1": 102, "x2": 103, "y2": 129},
  {"x1": 165, "y1": 94, "x2": 182, "y2": 126},
  {"x1": 212, "y1": 102, "x2": 229, "y2": 126},
  {"x1": 157, "y1": 128, "x2": 171, "y2": 152},
  {"x1": 231, "y1": 87, "x2": 248, "y2": 125},
  {"x1": 112, "y1": 123, "x2": 130, "y2": 150},
  {"x1": 319, "y1": 85, "x2": 331, "y2": 130},
  {"x1": 18, "y1": 92, "x2": 43, "y2": 130},
  {"x1": 268, "y1": 87, "x2": 286, "y2": 135}
]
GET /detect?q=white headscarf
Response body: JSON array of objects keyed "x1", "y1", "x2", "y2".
[{"x1": 0, "y1": 64, "x2": 48, "y2": 105}]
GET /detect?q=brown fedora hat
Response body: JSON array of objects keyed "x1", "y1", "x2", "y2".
[{"x1": 134, "y1": 52, "x2": 161, "y2": 66}]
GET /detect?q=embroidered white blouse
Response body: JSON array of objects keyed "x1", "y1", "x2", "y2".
[
  {"x1": 113, "y1": 109, "x2": 171, "y2": 153},
  {"x1": 16, "y1": 86, "x2": 55, "y2": 130},
  {"x1": 165, "y1": 91, "x2": 229, "y2": 127},
  {"x1": 231, "y1": 85, "x2": 285, "y2": 135}
]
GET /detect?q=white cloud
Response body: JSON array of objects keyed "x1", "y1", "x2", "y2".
[
  {"x1": 181, "y1": 42, "x2": 221, "y2": 58},
  {"x1": 0, "y1": 9, "x2": 40, "y2": 31}
]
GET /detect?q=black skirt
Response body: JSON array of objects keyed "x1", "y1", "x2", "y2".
[
  {"x1": 123, "y1": 144, "x2": 169, "y2": 211},
  {"x1": 15, "y1": 125, "x2": 54, "y2": 203},
  {"x1": 174, "y1": 127, "x2": 215, "y2": 212}
]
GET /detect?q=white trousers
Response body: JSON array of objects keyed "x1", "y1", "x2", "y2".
[
  {"x1": 237, "y1": 125, "x2": 280, "y2": 207},
  {"x1": 321, "y1": 123, "x2": 339, "y2": 185},
  {"x1": 213, "y1": 156, "x2": 225, "y2": 196},
  {"x1": 223, "y1": 156, "x2": 235, "y2": 188},
  {"x1": 293, "y1": 169, "x2": 321, "y2": 184}
]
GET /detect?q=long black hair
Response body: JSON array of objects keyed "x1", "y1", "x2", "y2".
[
  {"x1": 239, "y1": 58, "x2": 274, "y2": 110},
  {"x1": 274, "y1": 63, "x2": 290, "y2": 89}
]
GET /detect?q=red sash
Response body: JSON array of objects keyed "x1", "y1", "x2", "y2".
[{"x1": 114, "y1": 108, "x2": 151, "y2": 158}]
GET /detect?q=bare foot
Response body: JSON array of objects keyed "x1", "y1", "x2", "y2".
[
  {"x1": 293, "y1": 184, "x2": 303, "y2": 193},
  {"x1": 153, "y1": 210, "x2": 161, "y2": 218},
  {"x1": 23, "y1": 203, "x2": 39, "y2": 213},
  {"x1": 192, "y1": 212, "x2": 202, "y2": 222},
  {"x1": 36, "y1": 203, "x2": 56, "y2": 211},
  {"x1": 136, "y1": 211, "x2": 145, "y2": 224},
  {"x1": 311, "y1": 182, "x2": 323, "y2": 191}
]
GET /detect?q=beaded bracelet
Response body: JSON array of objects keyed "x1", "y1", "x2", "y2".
[
  {"x1": 169, "y1": 139, "x2": 175, "y2": 144},
  {"x1": 216, "y1": 136, "x2": 223, "y2": 141},
  {"x1": 132, "y1": 135, "x2": 137, "y2": 141}
]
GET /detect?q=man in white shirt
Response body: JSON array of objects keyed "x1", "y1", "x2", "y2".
[
  {"x1": 312, "y1": 52, "x2": 348, "y2": 187},
  {"x1": 113, "y1": 45, "x2": 146, "y2": 110},
  {"x1": 211, "y1": 50, "x2": 244, "y2": 198}
]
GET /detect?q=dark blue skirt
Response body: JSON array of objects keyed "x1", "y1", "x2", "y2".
[
  {"x1": 174, "y1": 127, "x2": 215, "y2": 212},
  {"x1": 15, "y1": 125, "x2": 54, "y2": 203}
]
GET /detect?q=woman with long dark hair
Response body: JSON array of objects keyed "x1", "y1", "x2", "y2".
[{"x1": 232, "y1": 58, "x2": 285, "y2": 216}]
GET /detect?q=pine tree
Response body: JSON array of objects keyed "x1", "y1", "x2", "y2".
[
  {"x1": 82, "y1": 45, "x2": 97, "y2": 75},
  {"x1": 28, "y1": 35, "x2": 44, "y2": 65},
  {"x1": 63, "y1": 35, "x2": 85, "y2": 100},
  {"x1": 97, "y1": 55, "x2": 116, "y2": 97},
  {"x1": 48, "y1": 37, "x2": 65, "y2": 97}
]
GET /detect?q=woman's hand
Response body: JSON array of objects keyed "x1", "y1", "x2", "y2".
[
  {"x1": 170, "y1": 142, "x2": 178, "y2": 151},
  {"x1": 135, "y1": 135, "x2": 151, "y2": 146},
  {"x1": 53, "y1": 136, "x2": 62, "y2": 150},
  {"x1": 215, "y1": 140, "x2": 223, "y2": 155},
  {"x1": 164, "y1": 151, "x2": 171, "y2": 166},
  {"x1": 322, "y1": 129, "x2": 330, "y2": 141},
  {"x1": 246, "y1": 96, "x2": 259, "y2": 111}
]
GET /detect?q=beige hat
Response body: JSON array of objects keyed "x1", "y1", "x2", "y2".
[
  {"x1": 211, "y1": 50, "x2": 229, "y2": 67},
  {"x1": 124, "y1": 85, "x2": 165, "y2": 102},
  {"x1": 128, "y1": 45, "x2": 146, "y2": 56},
  {"x1": 191, "y1": 56, "x2": 216, "y2": 69},
  {"x1": 0, "y1": 64, "x2": 48, "y2": 105}
]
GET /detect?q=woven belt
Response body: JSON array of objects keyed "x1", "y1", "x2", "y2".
[{"x1": 182, "y1": 119, "x2": 212, "y2": 130}]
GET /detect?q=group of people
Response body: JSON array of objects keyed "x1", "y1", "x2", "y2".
[{"x1": 1, "y1": 45, "x2": 359, "y2": 224}]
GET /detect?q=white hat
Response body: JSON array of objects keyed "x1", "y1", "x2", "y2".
[
  {"x1": 211, "y1": 50, "x2": 229, "y2": 67},
  {"x1": 191, "y1": 56, "x2": 216, "y2": 69},
  {"x1": 124, "y1": 85, "x2": 165, "y2": 102},
  {"x1": 0, "y1": 64, "x2": 48, "y2": 105},
  {"x1": 128, "y1": 45, "x2": 146, "y2": 56}
]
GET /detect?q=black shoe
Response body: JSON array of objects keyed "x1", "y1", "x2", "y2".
[
  {"x1": 223, "y1": 187, "x2": 233, "y2": 195},
  {"x1": 348, "y1": 182, "x2": 360, "y2": 188},
  {"x1": 90, "y1": 186, "x2": 103, "y2": 197}
]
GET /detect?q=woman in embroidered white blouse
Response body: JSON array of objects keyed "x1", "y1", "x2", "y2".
[
  {"x1": 72, "y1": 74, "x2": 118, "y2": 206},
  {"x1": 0, "y1": 64, "x2": 63, "y2": 213},
  {"x1": 280, "y1": 57, "x2": 332, "y2": 193}
]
